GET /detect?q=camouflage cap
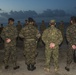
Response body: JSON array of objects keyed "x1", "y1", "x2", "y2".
[{"x1": 50, "y1": 20, "x2": 56, "y2": 23}]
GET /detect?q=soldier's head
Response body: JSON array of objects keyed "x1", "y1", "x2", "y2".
[
  {"x1": 28, "y1": 17, "x2": 34, "y2": 24},
  {"x1": 60, "y1": 20, "x2": 64, "y2": 25},
  {"x1": 1, "y1": 24, "x2": 3, "y2": 27},
  {"x1": 8, "y1": 18, "x2": 14, "y2": 25},
  {"x1": 17, "y1": 21, "x2": 21, "y2": 24},
  {"x1": 49, "y1": 20, "x2": 56, "y2": 26},
  {"x1": 25, "y1": 20, "x2": 27, "y2": 22},
  {"x1": 70, "y1": 16, "x2": 76, "y2": 24},
  {"x1": 18, "y1": 21, "x2": 20, "y2": 23},
  {"x1": 42, "y1": 20, "x2": 44, "y2": 23}
]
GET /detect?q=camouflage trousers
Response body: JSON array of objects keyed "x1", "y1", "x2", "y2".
[
  {"x1": 45, "y1": 45, "x2": 59, "y2": 69},
  {"x1": 66, "y1": 44, "x2": 74, "y2": 68},
  {"x1": 24, "y1": 40, "x2": 37, "y2": 65},
  {"x1": 4, "y1": 45, "x2": 17, "y2": 67}
]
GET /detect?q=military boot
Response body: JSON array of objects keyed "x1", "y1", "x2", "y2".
[
  {"x1": 65, "y1": 67, "x2": 70, "y2": 71},
  {"x1": 27, "y1": 64, "x2": 31, "y2": 71},
  {"x1": 13, "y1": 66, "x2": 20, "y2": 70},
  {"x1": 30, "y1": 64, "x2": 36, "y2": 71},
  {"x1": 5, "y1": 65, "x2": 9, "y2": 69}
]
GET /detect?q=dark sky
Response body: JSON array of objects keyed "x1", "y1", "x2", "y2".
[{"x1": 0, "y1": 0, "x2": 76, "y2": 23}]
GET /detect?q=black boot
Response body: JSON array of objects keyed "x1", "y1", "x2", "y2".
[
  {"x1": 30, "y1": 64, "x2": 36, "y2": 71},
  {"x1": 13, "y1": 66, "x2": 20, "y2": 70},
  {"x1": 27, "y1": 64, "x2": 31, "y2": 71},
  {"x1": 5, "y1": 65, "x2": 9, "y2": 69},
  {"x1": 65, "y1": 67, "x2": 70, "y2": 71}
]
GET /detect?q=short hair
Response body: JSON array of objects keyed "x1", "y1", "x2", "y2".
[
  {"x1": 28, "y1": 17, "x2": 34, "y2": 22},
  {"x1": 8, "y1": 18, "x2": 14, "y2": 21},
  {"x1": 18, "y1": 21, "x2": 20, "y2": 22},
  {"x1": 71, "y1": 16, "x2": 76, "y2": 23}
]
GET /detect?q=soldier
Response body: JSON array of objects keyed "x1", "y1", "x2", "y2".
[
  {"x1": 65, "y1": 16, "x2": 76, "y2": 71},
  {"x1": 0, "y1": 24, "x2": 4, "y2": 34},
  {"x1": 0, "y1": 24, "x2": 4, "y2": 43},
  {"x1": 38, "y1": 20, "x2": 46, "y2": 47},
  {"x1": 42, "y1": 20, "x2": 63, "y2": 72},
  {"x1": 40, "y1": 20, "x2": 46, "y2": 35},
  {"x1": 16, "y1": 21, "x2": 22, "y2": 34},
  {"x1": 33, "y1": 21, "x2": 38, "y2": 29},
  {"x1": 1, "y1": 18, "x2": 20, "y2": 70},
  {"x1": 16, "y1": 21, "x2": 22, "y2": 40},
  {"x1": 23, "y1": 19, "x2": 28, "y2": 27},
  {"x1": 58, "y1": 21, "x2": 64, "y2": 40},
  {"x1": 19, "y1": 17, "x2": 40, "y2": 71}
]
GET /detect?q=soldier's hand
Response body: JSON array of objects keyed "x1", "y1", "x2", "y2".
[
  {"x1": 6, "y1": 38, "x2": 11, "y2": 43},
  {"x1": 49, "y1": 43, "x2": 55, "y2": 48},
  {"x1": 72, "y1": 45, "x2": 76, "y2": 49},
  {"x1": 36, "y1": 33, "x2": 41, "y2": 39}
]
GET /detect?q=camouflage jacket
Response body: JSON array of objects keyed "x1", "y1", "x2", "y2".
[
  {"x1": 40, "y1": 24, "x2": 46, "y2": 35},
  {"x1": 42, "y1": 25, "x2": 63, "y2": 46},
  {"x1": 16, "y1": 24, "x2": 22, "y2": 32},
  {"x1": 66, "y1": 24, "x2": 76, "y2": 45},
  {"x1": 19, "y1": 24, "x2": 40, "y2": 41},
  {"x1": 1, "y1": 24, "x2": 18, "y2": 45}
]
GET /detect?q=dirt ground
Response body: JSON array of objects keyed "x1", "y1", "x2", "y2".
[{"x1": 0, "y1": 40, "x2": 76, "y2": 75}]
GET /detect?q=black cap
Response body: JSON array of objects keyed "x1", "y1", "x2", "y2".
[{"x1": 8, "y1": 18, "x2": 14, "y2": 21}]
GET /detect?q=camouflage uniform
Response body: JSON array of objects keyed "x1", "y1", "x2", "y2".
[
  {"x1": 40, "y1": 22, "x2": 46, "y2": 35},
  {"x1": 38, "y1": 21, "x2": 46, "y2": 47},
  {"x1": 42, "y1": 25, "x2": 63, "y2": 69},
  {"x1": 19, "y1": 24, "x2": 40, "y2": 65},
  {"x1": 23, "y1": 20, "x2": 28, "y2": 27},
  {"x1": 58, "y1": 21, "x2": 64, "y2": 40},
  {"x1": 16, "y1": 23, "x2": 22, "y2": 35},
  {"x1": 66, "y1": 24, "x2": 76, "y2": 68},
  {"x1": 0, "y1": 24, "x2": 4, "y2": 34},
  {"x1": 1, "y1": 24, "x2": 18, "y2": 67},
  {"x1": 33, "y1": 21, "x2": 38, "y2": 29},
  {"x1": 0, "y1": 24, "x2": 4, "y2": 43}
]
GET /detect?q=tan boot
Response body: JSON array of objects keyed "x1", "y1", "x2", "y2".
[
  {"x1": 44, "y1": 67, "x2": 50, "y2": 72},
  {"x1": 54, "y1": 67, "x2": 58, "y2": 72}
]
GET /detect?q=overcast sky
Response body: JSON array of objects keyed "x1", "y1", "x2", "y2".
[{"x1": 0, "y1": 0, "x2": 76, "y2": 23}]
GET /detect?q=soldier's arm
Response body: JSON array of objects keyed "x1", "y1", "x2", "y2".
[
  {"x1": 58, "y1": 31, "x2": 63, "y2": 45},
  {"x1": 42, "y1": 29, "x2": 48, "y2": 44},
  {"x1": 19, "y1": 28, "x2": 24, "y2": 38},
  {"x1": 36, "y1": 29, "x2": 41, "y2": 39},
  {"x1": 55, "y1": 30, "x2": 63, "y2": 45},
  {"x1": 66, "y1": 28, "x2": 73, "y2": 45}
]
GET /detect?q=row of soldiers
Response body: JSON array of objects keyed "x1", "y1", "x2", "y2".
[
  {"x1": 16, "y1": 19, "x2": 64, "y2": 48},
  {"x1": 0, "y1": 16, "x2": 76, "y2": 72}
]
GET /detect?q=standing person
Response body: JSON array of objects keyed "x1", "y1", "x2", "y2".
[
  {"x1": 33, "y1": 21, "x2": 38, "y2": 29},
  {"x1": 42, "y1": 20, "x2": 63, "y2": 72},
  {"x1": 38, "y1": 20, "x2": 46, "y2": 47},
  {"x1": 0, "y1": 24, "x2": 4, "y2": 43},
  {"x1": 16, "y1": 21, "x2": 22, "y2": 40},
  {"x1": 40, "y1": 20, "x2": 46, "y2": 35},
  {"x1": 1, "y1": 18, "x2": 20, "y2": 70},
  {"x1": 23, "y1": 19, "x2": 28, "y2": 27},
  {"x1": 0, "y1": 24, "x2": 4, "y2": 34},
  {"x1": 58, "y1": 21, "x2": 64, "y2": 40},
  {"x1": 16, "y1": 21, "x2": 22, "y2": 35},
  {"x1": 19, "y1": 17, "x2": 40, "y2": 71},
  {"x1": 65, "y1": 16, "x2": 76, "y2": 71}
]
